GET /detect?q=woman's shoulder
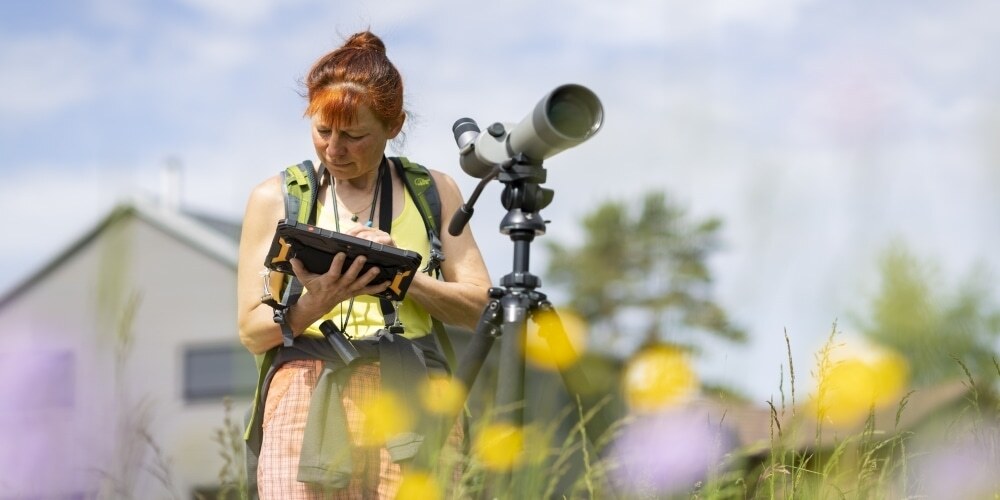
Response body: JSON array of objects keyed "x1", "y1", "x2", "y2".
[
  {"x1": 245, "y1": 174, "x2": 285, "y2": 216},
  {"x1": 250, "y1": 174, "x2": 284, "y2": 200}
]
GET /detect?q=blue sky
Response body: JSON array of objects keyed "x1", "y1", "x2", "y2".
[{"x1": 2, "y1": 0, "x2": 998, "y2": 402}]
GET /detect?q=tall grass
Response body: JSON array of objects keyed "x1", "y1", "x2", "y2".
[
  {"x1": 94, "y1": 221, "x2": 180, "y2": 498},
  {"x1": 216, "y1": 325, "x2": 999, "y2": 499},
  {"x1": 207, "y1": 397, "x2": 248, "y2": 500}
]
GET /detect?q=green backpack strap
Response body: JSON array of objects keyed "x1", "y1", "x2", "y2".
[
  {"x1": 392, "y1": 157, "x2": 444, "y2": 275},
  {"x1": 392, "y1": 157, "x2": 456, "y2": 369},
  {"x1": 282, "y1": 160, "x2": 319, "y2": 224},
  {"x1": 270, "y1": 161, "x2": 319, "y2": 347}
]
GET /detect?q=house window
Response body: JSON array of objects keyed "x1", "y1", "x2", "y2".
[
  {"x1": 0, "y1": 349, "x2": 74, "y2": 411},
  {"x1": 182, "y1": 344, "x2": 257, "y2": 402}
]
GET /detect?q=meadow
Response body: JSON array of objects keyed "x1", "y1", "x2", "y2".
[{"x1": 205, "y1": 325, "x2": 1000, "y2": 499}]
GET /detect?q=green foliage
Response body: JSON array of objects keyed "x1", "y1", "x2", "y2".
[
  {"x1": 858, "y1": 242, "x2": 1000, "y2": 386},
  {"x1": 545, "y1": 191, "x2": 745, "y2": 353},
  {"x1": 210, "y1": 397, "x2": 248, "y2": 500}
]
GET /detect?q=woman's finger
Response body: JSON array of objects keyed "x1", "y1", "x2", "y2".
[
  {"x1": 344, "y1": 226, "x2": 395, "y2": 246},
  {"x1": 324, "y1": 252, "x2": 348, "y2": 276},
  {"x1": 339, "y1": 255, "x2": 370, "y2": 282},
  {"x1": 353, "y1": 265, "x2": 383, "y2": 288},
  {"x1": 358, "y1": 280, "x2": 391, "y2": 297},
  {"x1": 289, "y1": 257, "x2": 317, "y2": 281}
]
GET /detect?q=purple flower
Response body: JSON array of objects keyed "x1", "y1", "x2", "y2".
[
  {"x1": 908, "y1": 423, "x2": 1000, "y2": 499},
  {"x1": 0, "y1": 346, "x2": 79, "y2": 492},
  {"x1": 607, "y1": 408, "x2": 736, "y2": 496}
]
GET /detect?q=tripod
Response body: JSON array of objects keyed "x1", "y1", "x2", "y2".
[{"x1": 419, "y1": 160, "x2": 617, "y2": 491}]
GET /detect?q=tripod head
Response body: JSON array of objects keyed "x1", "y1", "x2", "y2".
[{"x1": 469, "y1": 155, "x2": 553, "y2": 290}]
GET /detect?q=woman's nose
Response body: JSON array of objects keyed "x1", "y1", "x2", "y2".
[{"x1": 326, "y1": 137, "x2": 342, "y2": 156}]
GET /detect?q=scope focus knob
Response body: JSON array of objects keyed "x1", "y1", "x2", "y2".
[{"x1": 487, "y1": 122, "x2": 506, "y2": 138}]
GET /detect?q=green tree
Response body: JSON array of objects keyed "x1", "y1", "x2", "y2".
[
  {"x1": 545, "y1": 191, "x2": 745, "y2": 355},
  {"x1": 857, "y1": 242, "x2": 1000, "y2": 386}
]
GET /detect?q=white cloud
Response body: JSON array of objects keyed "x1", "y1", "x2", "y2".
[
  {"x1": 0, "y1": 34, "x2": 105, "y2": 118},
  {"x1": 87, "y1": 0, "x2": 149, "y2": 30},
  {"x1": 895, "y1": 0, "x2": 1000, "y2": 79},
  {"x1": 559, "y1": 0, "x2": 800, "y2": 46},
  {"x1": 175, "y1": 0, "x2": 310, "y2": 26}
]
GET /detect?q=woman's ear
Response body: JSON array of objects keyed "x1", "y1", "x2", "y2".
[{"x1": 388, "y1": 112, "x2": 406, "y2": 137}]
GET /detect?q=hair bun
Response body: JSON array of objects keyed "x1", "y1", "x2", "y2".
[{"x1": 344, "y1": 31, "x2": 386, "y2": 55}]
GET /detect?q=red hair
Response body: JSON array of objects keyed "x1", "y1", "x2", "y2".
[{"x1": 304, "y1": 31, "x2": 405, "y2": 130}]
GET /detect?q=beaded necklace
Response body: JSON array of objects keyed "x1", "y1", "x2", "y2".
[{"x1": 331, "y1": 159, "x2": 385, "y2": 228}]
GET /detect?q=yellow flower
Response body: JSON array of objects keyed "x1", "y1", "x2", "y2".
[
  {"x1": 397, "y1": 471, "x2": 441, "y2": 500},
  {"x1": 524, "y1": 308, "x2": 588, "y2": 371},
  {"x1": 474, "y1": 422, "x2": 524, "y2": 470},
  {"x1": 360, "y1": 391, "x2": 415, "y2": 445},
  {"x1": 811, "y1": 343, "x2": 909, "y2": 427},
  {"x1": 623, "y1": 345, "x2": 699, "y2": 412},
  {"x1": 420, "y1": 377, "x2": 467, "y2": 415}
]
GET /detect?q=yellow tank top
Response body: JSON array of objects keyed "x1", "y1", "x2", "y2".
[{"x1": 301, "y1": 182, "x2": 433, "y2": 339}]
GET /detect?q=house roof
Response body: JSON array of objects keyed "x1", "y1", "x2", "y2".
[
  {"x1": 688, "y1": 379, "x2": 974, "y2": 454},
  {"x1": 0, "y1": 196, "x2": 242, "y2": 308}
]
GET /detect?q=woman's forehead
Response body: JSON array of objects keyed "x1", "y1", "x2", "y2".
[
  {"x1": 311, "y1": 102, "x2": 379, "y2": 129},
  {"x1": 307, "y1": 84, "x2": 381, "y2": 129}
]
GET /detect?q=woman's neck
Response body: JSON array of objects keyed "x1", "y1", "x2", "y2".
[{"x1": 337, "y1": 169, "x2": 379, "y2": 192}]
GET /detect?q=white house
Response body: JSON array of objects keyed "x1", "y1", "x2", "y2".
[{"x1": 0, "y1": 196, "x2": 254, "y2": 498}]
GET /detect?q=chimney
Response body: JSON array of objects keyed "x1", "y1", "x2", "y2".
[{"x1": 161, "y1": 157, "x2": 182, "y2": 211}]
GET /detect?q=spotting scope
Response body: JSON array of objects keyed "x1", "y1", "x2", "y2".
[{"x1": 452, "y1": 84, "x2": 604, "y2": 178}]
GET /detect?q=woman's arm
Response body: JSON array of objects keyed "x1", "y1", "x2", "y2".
[
  {"x1": 236, "y1": 176, "x2": 388, "y2": 354},
  {"x1": 403, "y1": 170, "x2": 492, "y2": 330}
]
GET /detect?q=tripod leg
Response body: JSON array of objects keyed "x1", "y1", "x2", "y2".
[
  {"x1": 453, "y1": 296, "x2": 502, "y2": 395},
  {"x1": 533, "y1": 302, "x2": 617, "y2": 445},
  {"x1": 494, "y1": 293, "x2": 530, "y2": 427},
  {"x1": 414, "y1": 293, "x2": 503, "y2": 470}
]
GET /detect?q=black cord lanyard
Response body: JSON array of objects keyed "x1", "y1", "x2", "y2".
[{"x1": 326, "y1": 156, "x2": 397, "y2": 336}]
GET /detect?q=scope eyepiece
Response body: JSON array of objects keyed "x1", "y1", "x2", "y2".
[{"x1": 452, "y1": 118, "x2": 480, "y2": 150}]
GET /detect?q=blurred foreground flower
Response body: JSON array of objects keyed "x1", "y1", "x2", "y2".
[
  {"x1": 360, "y1": 391, "x2": 414, "y2": 445},
  {"x1": 623, "y1": 344, "x2": 699, "y2": 412},
  {"x1": 474, "y1": 422, "x2": 524, "y2": 470},
  {"x1": 420, "y1": 377, "x2": 467, "y2": 416},
  {"x1": 907, "y1": 421, "x2": 1000, "y2": 498},
  {"x1": 810, "y1": 340, "x2": 909, "y2": 427},
  {"x1": 524, "y1": 308, "x2": 587, "y2": 370},
  {"x1": 608, "y1": 409, "x2": 736, "y2": 497},
  {"x1": 0, "y1": 346, "x2": 78, "y2": 491},
  {"x1": 397, "y1": 471, "x2": 441, "y2": 500}
]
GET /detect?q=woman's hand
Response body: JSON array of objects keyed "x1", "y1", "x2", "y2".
[
  {"x1": 288, "y1": 253, "x2": 389, "y2": 320},
  {"x1": 343, "y1": 225, "x2": 395, "y2": 247}
]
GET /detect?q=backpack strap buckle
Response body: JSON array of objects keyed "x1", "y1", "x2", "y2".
[
  {"x1": 422, "y1": 233, "x2": 445, "y2": 276},
  {"x1": 259, "y1": 268, "x2": 299, "y2": 347}
]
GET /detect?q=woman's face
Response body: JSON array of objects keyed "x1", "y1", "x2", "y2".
[{"x1": 311, "y1": 104, "x2": 401, "y2": 181}]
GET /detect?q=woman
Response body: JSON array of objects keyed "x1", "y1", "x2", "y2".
[{"x1": 236, "y1": 31, "x2": 491, "y2": 498}]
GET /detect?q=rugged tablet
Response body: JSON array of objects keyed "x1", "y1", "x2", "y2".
[{"x1": 265, "y1": 219, "x2": 422, "y2": 301}]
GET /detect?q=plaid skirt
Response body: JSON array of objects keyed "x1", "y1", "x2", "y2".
[{"x1": 257, "y1": 360, "x2": 463, "y2": 499}]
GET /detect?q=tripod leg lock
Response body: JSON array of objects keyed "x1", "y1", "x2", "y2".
[{"x1": 476, "y1": 298, "x2": 503, "y2": 338}]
